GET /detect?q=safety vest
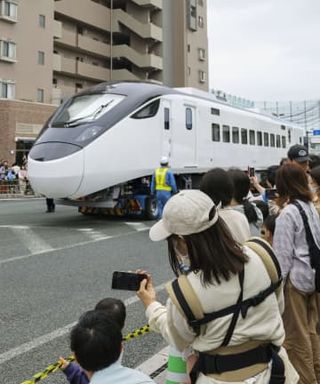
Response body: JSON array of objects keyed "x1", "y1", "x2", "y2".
[{"x1": 155, "y1": 167, "x2": 172, "y2": 191}]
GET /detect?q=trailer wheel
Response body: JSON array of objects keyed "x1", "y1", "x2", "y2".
[{"x1": 145, "y1": 197, "x2": 159, "y2": 220}]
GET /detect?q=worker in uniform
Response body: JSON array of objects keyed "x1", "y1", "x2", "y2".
[{"x1": 151, "y1": 157, "x2": 177, "y2": 218}]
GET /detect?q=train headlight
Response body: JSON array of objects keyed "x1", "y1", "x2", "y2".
[{"x1": 75, "y1": 125, "x2": 104, "y2": 142}]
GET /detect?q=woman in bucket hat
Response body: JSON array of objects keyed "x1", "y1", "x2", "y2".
[{"x1": 137, "y1": 190, "x2": 298, "y2": 384}]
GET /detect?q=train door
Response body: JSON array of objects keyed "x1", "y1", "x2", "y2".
[{"x1": 161, "y1": 100, "x2": 172, "y2": 160}]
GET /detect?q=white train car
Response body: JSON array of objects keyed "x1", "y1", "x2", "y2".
[{"x1": 28, "y1": 82, "x2": 304, "y2": 218}]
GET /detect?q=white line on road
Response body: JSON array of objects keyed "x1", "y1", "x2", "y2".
[
  {"x1": 11, "y1": 227, "x2": 54, "y2": 255},
  {"x1": 125, "y1": 222, "x2": 150, "y2": 232},
  {"x1": 0, "y1": 228, "x2": 150, "y2": 266},
  {"x1": 0, "y1": 283, "x2": 166, "y2": 365}
]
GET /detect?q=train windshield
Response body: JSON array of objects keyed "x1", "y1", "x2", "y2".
[{"x1": 51, "y1": 93, "x2": 125, "y2": 127}]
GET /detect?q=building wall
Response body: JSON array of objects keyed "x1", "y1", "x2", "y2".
[
  {"x1": 162, "y1": 0, "x2": 209, "y2": 90},
  {"x1": 0, "y1": 0, "x2": 54, "y2": 103},
  {"x1": 0, "y1": 99, "x2": 56, "y2": 164}
]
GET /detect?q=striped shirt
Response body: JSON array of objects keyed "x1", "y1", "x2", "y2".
[{"x1": 273, "y1": 200, "x2": 320, "y2": 293}]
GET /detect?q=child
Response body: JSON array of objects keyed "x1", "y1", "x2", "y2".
[
  {"x1": 59, "y1": 298, "x2": 126, "y2": 384},
  {"x1": 260, "y1": 214, "x2": 277, "y2": 246}
]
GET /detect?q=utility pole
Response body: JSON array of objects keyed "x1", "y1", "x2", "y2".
[{"x1": 110, "y1": 0, "x2": 113, "y2": 81}]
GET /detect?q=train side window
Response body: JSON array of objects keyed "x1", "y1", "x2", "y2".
[
  {"x1": 257, "y1": 131, "x2": 262, "y2": 146},
  {"x1": 288, "y1": 130, "x2": 291, "y2": 143},
  {"x1": 232, "y1": 127, "x2": 239, "y2": 143},
  {"x1": 249, "y1": 130, "x2": 255, "y2": 145},
  {"x1": 264, "y1": 132, "x2": 269, "y2": 147},
  {"x1": 164, "y1": 107, "x2": 170, "y2": 130},
  {"x1": 270, "y1": 134, "x2": 275, "y2": 147},
  {"x1": 299, "y1": 137, "x2": 302, "y2": 144},
  {"x1": 212, "y1": 123, "x2": 220, "y2": 141},
  {"x1": 223, "y1": 125, "x2": 230, "y2": 142},
  {"x1": 241, "y1": 128, "x2": 248, "y2": 144},
  {"x1": 282, "y1": 136, "x2": 286, "y2": 148},
  {"x1": 131, "y1": 99, "x2": 160, "y2": 119},
  {"x1": 211, "y1": 107, "x2": 220, "y2": 116},
  {"x1": 276, "y1": 134, "x2": 281, "y2": 148},
  {"x1": 186, "y1": 107, "x2": 192, "y2": 130}
]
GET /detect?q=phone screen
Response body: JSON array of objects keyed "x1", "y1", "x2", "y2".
[
  {"x1": 249, "y1": 167, "x2": 255, "y2": 177},
  {"x1": 265, "y1": 188, "x2": 277, "y2": 200},
  {"x1": 111, "y1": 271, "x2": 147, "y2": 291}
]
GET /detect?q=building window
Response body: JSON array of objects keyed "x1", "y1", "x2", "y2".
[
  {"x1": 0, "y1": 80, "x2": 15, "y2": 98},
  {"x1": 212, "y1": 123, "x2": 220, "y2": 142},
  {"x1": 198, "y1": 15, "x2": 204, "y2": 28},
  {"x1": 187, "y1": 0, "x2": 197, "y2": 31},
  {"x1": 0, "y1": 40, "x2": 16, "y2": 61},
  {"x1": 186, "y1": 107, "x2": 193, "y2": 130},
  {"x1": 264, "y1": 132, "x2": 269, "y2": 147},
  {"x1": 38, "y1": 51, "x2": 45, "y2": 65},
  {"x1": 0, "y1": 1, "x2": 18, "y2": 21},
  {"x1": 39, "y1": 14, "x2": 46, "y2": 28},
  {"x1": 270, "y1": 133, "x2": 275, "y2": 147},
  {"x1": 276, "y1": 134, "x2": 281, "y2": 148},
  {"x1": 257, "y1": 131, "x2": 262, "y2": 146},
  {"x1": 37, "y1": 88, "x2": 44, "y2": 103},
  {"x1": 249, "y1": 130, "x2": 255, "y2": 145},
  {"x1": 198, "y1": 48, "x2": 205, "y2": 61},
  {"x1": 199, "y1": 70, "x2": 206, "y2": 83},
  {"x1": 223, "y1": 125, "x2": 230, "y2": 143},
  {"x1": 241, "y1": 128, "x2": 248, "y2": 144}
]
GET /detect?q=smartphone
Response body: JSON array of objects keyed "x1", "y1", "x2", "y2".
[
  {"x1": 111, "y1": 271, "x2": 147, "y2": 291},
  {"x1": 265, "y1": 188, "x2": 277, "y2": 200},
  {"x1": 248, "y1": 167, "x2": 255, "y2": 177}
]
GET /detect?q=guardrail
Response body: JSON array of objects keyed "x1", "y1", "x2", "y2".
[{"x1": 0, "y1": 180, "x2": 35, "y2": 196}]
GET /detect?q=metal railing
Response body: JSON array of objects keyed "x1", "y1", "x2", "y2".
[{"x1": 0, "y1": 179, "x2": 35, "y2": 196}]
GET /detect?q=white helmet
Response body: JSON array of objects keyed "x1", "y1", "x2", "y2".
[{"x1": 160, "y1": 156, "x2": 169, "y2": 165}]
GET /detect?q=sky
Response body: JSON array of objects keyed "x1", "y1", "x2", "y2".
[{"x1": 207, "y1": 0, "x2": 320, "y2": 101}]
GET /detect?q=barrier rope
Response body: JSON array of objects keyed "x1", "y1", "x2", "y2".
[{"x1": 20, "y1": 324, "x2": 151, "y2": 384}]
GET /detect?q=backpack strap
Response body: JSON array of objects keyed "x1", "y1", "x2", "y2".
[
  {"x1": 166, "y1": 274, "x2": 204, "y2": 333},
  {"x1": 245, "y1": 237, "x2": 282, "y2": 297}
]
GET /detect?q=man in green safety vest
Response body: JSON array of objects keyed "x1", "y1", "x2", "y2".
[{"x1": 151, "y1": 157, "x2": 177, "y2": 217}]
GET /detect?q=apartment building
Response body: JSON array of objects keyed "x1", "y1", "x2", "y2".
[{"x1": 0, "y1": 0, "x2": 209, "y2": 163}]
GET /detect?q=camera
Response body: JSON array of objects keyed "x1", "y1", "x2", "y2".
[
  {"x1": 265, "y1": 188, "x2": 277, "y2": 200},
  {"x1": 111, "y1": 271, "x2": 147, "y2": 291},
  {"x1": 248, "y1": 167, "x2": 255, "y2": 177}
]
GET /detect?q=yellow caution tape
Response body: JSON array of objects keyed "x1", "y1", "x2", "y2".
[{"x1": 20, "y1": 325, "x2": 150, "y2": 384}]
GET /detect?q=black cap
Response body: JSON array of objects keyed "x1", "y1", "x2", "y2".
[{"x1": 287, "y1": 145, "x2": 310, "y2": 163}]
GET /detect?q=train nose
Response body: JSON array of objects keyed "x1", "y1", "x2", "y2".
[{"x1": 28, "y1": 143, "x2": 84, "y2": 198}]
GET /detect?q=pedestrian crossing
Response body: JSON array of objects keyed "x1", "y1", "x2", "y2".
[{"x1": 0, "y1": 221, "x2": 152, "y2": 264}]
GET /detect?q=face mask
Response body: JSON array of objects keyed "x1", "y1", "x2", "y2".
[
  {"x1": 311, "y1": 186, "x2": 319, "y2": 194},
  {"x1": 174, "y1": 246, "x2": 190, "y2": 274}
]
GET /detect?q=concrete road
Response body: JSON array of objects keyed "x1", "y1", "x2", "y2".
[{"x1": 0, "y1": 199, "x2": 174, "y2": 384}]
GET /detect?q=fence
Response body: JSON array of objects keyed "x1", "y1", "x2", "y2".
[{"x1": 0, "y1": 179, "x2": 35, "y2": 196}]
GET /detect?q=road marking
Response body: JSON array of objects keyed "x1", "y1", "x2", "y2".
[
  {"x1": 11, "y1": 227, "x2": 54, "y2": 255},
  {"x1": 77, "y1": 228, "x2": 110, "y2": 240},
  {"x1": 125, "y1": 222, "x2": 150, "y2": 232},
  {"x1": 0, "y1": 283, "x2": 166, "y2": 365},
  {"x1": 0, "y1": 228, "x2": 150, "y2": 266}
]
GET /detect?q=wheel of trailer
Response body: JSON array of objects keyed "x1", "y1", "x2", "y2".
[{"x1": 144, "y1": 196, "x2": 159, "y2": 220}]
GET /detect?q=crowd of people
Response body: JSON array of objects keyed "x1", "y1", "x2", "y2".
[
  {"x1": 58, "y1": 143, "x2": 320, "y2": 384},
  {"x1": 0, "y1": 158, "x2": 29, "y2": 194}
]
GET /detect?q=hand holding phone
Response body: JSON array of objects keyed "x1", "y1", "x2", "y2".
[
  {"x1": 265, "y1": 188, "x2": 277, "y2": 200},
  {"x1": 248, "y1": 167, "x2": 255, "y2": 177},
  {"x1": 112, "y1": 271, "x2": 147, "y2": 291}
]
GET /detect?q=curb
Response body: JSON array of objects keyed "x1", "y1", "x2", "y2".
[{"x1": 136, "y1": 346, "x2": 169, "y2": 384}]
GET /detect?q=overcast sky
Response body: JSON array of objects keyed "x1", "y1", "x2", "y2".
[{"x1": 207, "y1": 0, "x2": 320, "y2": 101}]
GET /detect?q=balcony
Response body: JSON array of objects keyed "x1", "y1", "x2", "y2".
[
  {"x1": 113, "y1": 9, "x2": 162, "y2": 42},
  {"x1": 53, "y1": 20, "x2": 62, "y2": 39},
  {"x1": 53, "y1": 53, "x2": 61, "y2": 71},
  {"x1": 61, "y1": 56, "x2": 76, "y2": 74},
  {"x1": 51, "y1": 87, "x2": 62, "y2": 105},
  {"x1": 59, "y1": 27, "x2": 77, "y2": 47},
  {"x1": 131, "y1": 0, "x2": 162, "y2": 9},
  {"x1": 77, "y1": 61, "x2": 109, "y2": 81},
  {"x1": 78, "y1": 35, "x2": 109, "y2": 57},
  {"x1": 113, "y1": 44, "x2": 162, "y2": 70}
]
